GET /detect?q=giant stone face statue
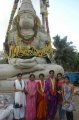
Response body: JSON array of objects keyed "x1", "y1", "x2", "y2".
[
  {"x1": 7, "y1": 0, "x2": 51, "y2": 59},
  {"x1": 0, "y1": 0, "x2": 64, "y2": 82}
]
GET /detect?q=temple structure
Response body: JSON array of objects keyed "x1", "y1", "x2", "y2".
[
  {"x1": 0, "y1": 0, "x2": 64, "y2": 83},
  {"x1": 4, "y1": 0, "x2": 51, "y2": 59}
]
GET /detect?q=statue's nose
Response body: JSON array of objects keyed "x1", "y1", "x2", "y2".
[{"x1": 19, "y1": 18, "x2": 34, "y2": 29}]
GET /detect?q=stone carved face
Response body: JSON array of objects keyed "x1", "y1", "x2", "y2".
[
  {"x1": 8, "y1": 11, "x2": 50, "y2": 50},
  {"x1": 19, "y1": 12, "x2": 34, "y2": 29}
]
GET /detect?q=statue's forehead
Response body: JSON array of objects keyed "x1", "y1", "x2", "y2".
[{"x1": 20, "y1": 12, "x2": 34, "y2": 17}]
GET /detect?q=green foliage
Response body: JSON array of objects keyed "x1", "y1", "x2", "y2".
[
  {"x1": 53, "y1": 35, "x2": 79, "y2": 72},
  {"x1": 73, "y1": 53, "x2": 79, "y2": 71}
]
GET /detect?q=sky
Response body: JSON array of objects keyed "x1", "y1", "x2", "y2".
[{"x1": 0, "y1": 0, "x2": 79, "y2": 51}]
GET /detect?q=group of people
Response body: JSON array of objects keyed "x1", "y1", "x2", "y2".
[{"x1": 14, "y1": 70, "x2": 75, "y2": 120}]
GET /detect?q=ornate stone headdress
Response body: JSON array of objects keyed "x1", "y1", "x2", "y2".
[{"x1": 18, "y1": 0, "x2": 36, "y2": 16}]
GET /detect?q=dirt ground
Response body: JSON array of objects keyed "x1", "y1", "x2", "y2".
[
  {"x1": 55, "y1": 86, "x2": 79, "y2": 120},
  {"x1": 56, "y1": 95, "x2": 79, "y2": 120},
  {"x1": 0, "y1": 86, "x2": 79, "y2": 120}
]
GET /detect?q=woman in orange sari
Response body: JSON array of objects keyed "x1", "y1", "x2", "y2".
[{"x1": 37, "y1": 73, "x2": 47, "y2": 120}]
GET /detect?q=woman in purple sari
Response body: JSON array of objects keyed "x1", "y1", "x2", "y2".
[{"x1": 45, "y1": 70, "x2": 58, "y2": 120}]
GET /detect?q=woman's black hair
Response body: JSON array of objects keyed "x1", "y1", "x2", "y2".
[
  {"x1": 39, "y1": 73, "x2": 45, "y2": 78},
  {"x1": 57, "y1": 73, "x2": 62, "y2": 77},
  {"x1": 49, "y1": 70, "x2": 54, "y2": 74},
  {"x1": 17, "y1": 73, "x2": 22, "y2": 77},
  {"x1": 29, "y1": 74, "x2": 35, "y2": 78}
]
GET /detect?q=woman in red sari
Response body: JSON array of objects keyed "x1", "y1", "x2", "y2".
[{"x1": 37, "y1": 73, "x2": 47, "y2": 120}]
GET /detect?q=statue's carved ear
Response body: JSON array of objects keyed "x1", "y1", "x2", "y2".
[{"x1": 35, "y1": 16, "x2": 41, "y2": 28}]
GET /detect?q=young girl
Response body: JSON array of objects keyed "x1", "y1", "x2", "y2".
[{"x1": 62, "y1": 76, "x2": 75, "y2": 120}]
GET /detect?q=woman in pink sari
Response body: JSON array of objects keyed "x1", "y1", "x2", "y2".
[{"x1": 25, "y1": 74, "x2": 37, "y2": 120}]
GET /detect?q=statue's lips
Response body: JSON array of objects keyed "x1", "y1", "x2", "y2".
[{"x1": 21, "y1": 39, "x2": 32, "y2": 44}]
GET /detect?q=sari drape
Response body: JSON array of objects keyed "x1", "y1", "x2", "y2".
[
  {"x1": 37, "y1": 81, "x2": 47, "y2": 120},
  {"x1": 45, "y1": 78, "x2": 57, "y2": 119},
  {"x1": 25, "y1": 80, "x2": 37, "y2": 120}
]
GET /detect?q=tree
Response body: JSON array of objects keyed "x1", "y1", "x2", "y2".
[
  {"x1": 53, "y1": 35, "x2": 77, "y2": 71},
  {"x1": 73, "y1": 53, "x2": 79, "y2": 71}
]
